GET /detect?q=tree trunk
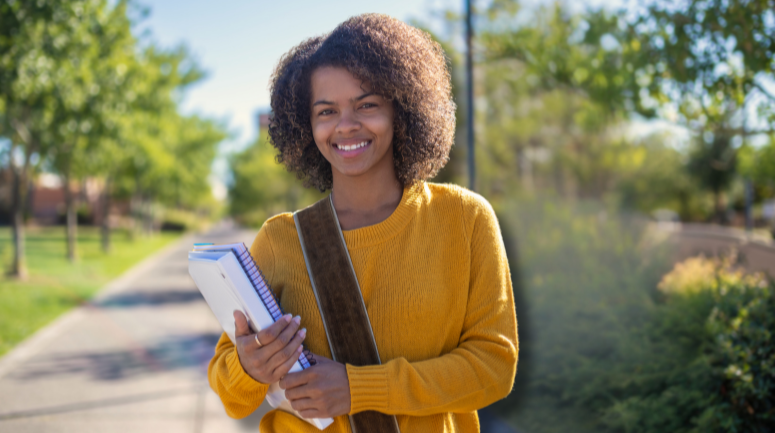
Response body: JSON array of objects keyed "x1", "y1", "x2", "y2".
[
  {"x1": 678, "y1": 190, "x2": 689, "y2": 222},
  {"x1": 10, "y1": 159, "x2": 27, "y2": 279},
  {"x1": 143, "y1": 197, "x2": 153, "y2": 235},
  {"x1": 63, "y1": 173, "x2": 77, "y2": 262},
  {"x1": 713, "y1": 188, "x2": 725, "y2": 225},
  {"x1": 101, "y1": 177, "x2": 112, "y2": 254}
]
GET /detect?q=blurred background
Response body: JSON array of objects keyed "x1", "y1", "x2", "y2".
[{"x1": 1, "y1": 0, "x2": 774, "y2": 432}]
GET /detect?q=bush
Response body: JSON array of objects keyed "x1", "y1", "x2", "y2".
[
  {"x1": 491, "y1": 197, "x2": 673, "y2": 433},
  {"x1": 159, "y1": 207, "x2": 217, "y2": 233},
  {"x1": 601, "y1": 256, "x2": 775, "y2": 433},
  {"x1": 491, "y1": 199, "x2": 774, "y2": 433}
]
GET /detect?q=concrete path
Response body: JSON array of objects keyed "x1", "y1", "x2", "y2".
[
  {"x1": 663, "y1": 223, "x2": 775, "y2": 278},
  {"x1": 0, "y1": 223, "x2": 272, "y2": 432}
]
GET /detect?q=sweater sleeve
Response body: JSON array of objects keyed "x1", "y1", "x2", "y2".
[
  {"x1": 206, "y1": 225, "x2": 276, "y2": 418},
  {"x1": 345, "y1": 197, "x2": 519, "y2": 416}
]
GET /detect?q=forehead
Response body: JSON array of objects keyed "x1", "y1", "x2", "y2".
[{"x1": 310, "y1": 66, "x2": 373, "y2": 101}]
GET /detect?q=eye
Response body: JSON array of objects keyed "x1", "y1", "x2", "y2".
[
  {"x1": 318, "y1": 109, "x2": 334, "y2": 116},
  {"x1": 359, "y1": 102, "x2": 377, "y2": 109}
]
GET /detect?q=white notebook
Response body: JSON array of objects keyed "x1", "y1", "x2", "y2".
[{"x1": 188, "y1": 242, "x2": 334, "y2": 430}]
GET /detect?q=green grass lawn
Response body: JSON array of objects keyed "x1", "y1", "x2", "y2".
[{"x1": 0, "y1": 226, "x2": 182, "y2": 357}]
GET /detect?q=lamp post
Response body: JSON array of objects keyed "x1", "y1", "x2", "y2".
[{"x1": 465, "y1": 0, "x2": 475, "y2": 192}]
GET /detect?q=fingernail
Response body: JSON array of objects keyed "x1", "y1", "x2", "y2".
[
  {"x1": 293, "y1": 315, "x2": 301, "y2": 324},
  {"x1": 299, "y1": 328, "x2": 307, "y2": 338},
  {"x1": 284, "y1": 314, "x2": 292, "y2": 322}
]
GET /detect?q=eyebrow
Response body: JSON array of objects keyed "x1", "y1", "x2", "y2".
[
  {"x1": 311, "y1": 92, "x2": 376, "y2": 107},
  {"x1": 353, "y1": 92, "x2": 375, "y2": 101}
]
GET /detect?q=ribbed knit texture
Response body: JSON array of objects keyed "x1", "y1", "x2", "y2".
[{"x1": 207, "y1": 182, "x2": 519, "y2": 433}]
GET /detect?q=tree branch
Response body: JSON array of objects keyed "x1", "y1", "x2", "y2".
[{"x1": 10, "y1": 118, "x2": 32, "y2": 145}]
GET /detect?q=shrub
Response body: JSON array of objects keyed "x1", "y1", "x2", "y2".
[
  {"x1": 492, "y1": 198, "x2": 775, "y2": 433},
  {"x1": 601, "y1": 256, "x2": 774, "y2": 433},
  {"x1": 491, "y1": 198, "x2": 672, "y2": 433}
]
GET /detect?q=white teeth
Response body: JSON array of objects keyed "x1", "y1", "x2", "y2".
[{"x1": 338, "y1": 141, "x2": 368, "y2": 151}]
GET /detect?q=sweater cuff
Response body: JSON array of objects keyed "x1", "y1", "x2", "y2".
[
  {"x1": 225, "y1": 346, "x2": 269, "y2": 393},
  {"x1": 346, "y1": 364, "x2": 389, "y2": 414}
]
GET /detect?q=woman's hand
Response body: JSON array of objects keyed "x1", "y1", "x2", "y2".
[
  {"x1": 280, "y1": 354, "x2": 351, "y2": 419},
  {"x1": 233, "y1": 310, "x2": 306, "y2": 384}
]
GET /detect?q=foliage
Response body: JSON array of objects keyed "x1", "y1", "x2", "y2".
[
  {"x1": 630, "y1": 0, "x2": 775, "y2": 129},
  {"x1": 490, "y1": 197, "x2": 672, "y2": 433},
  {"x1": 420, "y1": 0, "x2": 775, "y2": 222},
  {"x1": 602, "y1": 256, "x2": 775, "y2": 433},
  {"x1": 229, "y1": 131, "x2": 324, "y2": 227},
  {"x1": 0, "y1": 0, "x2": 226, "y2": 269},
  {"x1": 615, "y1": 132, "x2": 709, "y2": 219},
  {"x1": 739, "y1": 139, "x2": 775, "y2": 201},
  {"x1": 469, "y1": 2, "x2": 663, "y2": 203},
  {"x1": 482, "y1": 3, "x2": 647, "y2": 118},
  {"x1": 625, "y1": 0, "x2": 775, "y2": 215},
  {"x1": 491, "y1": 197, "x2": 775, "y2": 433}
]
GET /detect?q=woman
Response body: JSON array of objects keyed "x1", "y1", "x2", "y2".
[{"x1": 208, "y1": 13, "x2": 518, "y2": 433}]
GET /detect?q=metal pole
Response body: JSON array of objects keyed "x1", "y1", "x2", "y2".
[{"x1": 465, "y1": 0, "x2": 475, "y2": 191}]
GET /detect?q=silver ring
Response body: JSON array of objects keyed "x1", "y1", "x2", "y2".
[{"x1": 254, "y1": 334, "x2": 262, "y2": 348}]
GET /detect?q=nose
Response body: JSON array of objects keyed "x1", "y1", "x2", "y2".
[{"x1": 335, "y1": 108, "x2": 360, "y2": 135}]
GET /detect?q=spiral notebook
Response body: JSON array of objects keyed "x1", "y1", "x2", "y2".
[{"x1": 188, "y1": 242, "x2": 333, "y2": 430}]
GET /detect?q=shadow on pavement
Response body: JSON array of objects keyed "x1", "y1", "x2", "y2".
[
  {"x1": 95, "y1": 289, "x2": 203, "y2": 308},
  {"x1": 7, "y1": 333, "x2": 221, "y2": 382}
]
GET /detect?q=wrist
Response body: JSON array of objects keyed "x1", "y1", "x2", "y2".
[
  {"x1": 346, "y1": 363, "x2": 389, "y2": 414},
  {"x1": 226, "y1": 346, "x2": 269, "y2": 390}
]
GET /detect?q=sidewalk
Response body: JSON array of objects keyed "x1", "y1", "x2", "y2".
[{"x1": 0, "y1": 224, "x2": 271, "y2": 432}]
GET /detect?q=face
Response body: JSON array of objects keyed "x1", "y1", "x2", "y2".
[{"x1": 310, "y1": 66, "x2": 395, "y2": 181}]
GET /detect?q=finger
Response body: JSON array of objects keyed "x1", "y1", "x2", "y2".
[
  {"x1": 265, "y1": 318, "x2": 302, "y2": 366},
  {"x1": 290, "y1": 396, "x2": 316, "y2": 412},
  {"x1": 271, "y1": 326, "x2": 306, "y2": 369},
  {"x1": 233, "y1": 310, "x2": 251, "y2": 337},
  {"x1": 284, "y1": 379, "x2": 310, "y2": 401},
  {"x1": 280, "y1": 368, "x2": 311, "y2": 391},
  {"x1": 257, "y1": 314, "x2": 293, "y2": 345},
  {"x1": 298, "y1": 409, "x2": 322, "y2": 419},
  {"x1": 272, "y1": 344, "x2": 304, "y2": 382}
]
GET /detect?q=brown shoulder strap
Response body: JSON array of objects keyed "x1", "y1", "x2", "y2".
[{"x1": 294, "y1": 196, "x2": 400, "y2": 433}]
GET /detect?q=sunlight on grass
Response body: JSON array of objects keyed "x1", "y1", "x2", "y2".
[{"x1": 0, "y1": 227, "x2": 182, "y2": 356}]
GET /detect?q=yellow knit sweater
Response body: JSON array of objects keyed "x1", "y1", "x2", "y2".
[{"x1": 208, "y1": 182, "x2": 518, "y2": 433}]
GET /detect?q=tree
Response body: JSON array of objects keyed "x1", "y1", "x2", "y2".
[
  {"x1": 627, "y1": 0, "x2": 775, "y2": 220},
  {"x1": 0, "y1": 0, "x2": 76, "y2": 277},
  {"x1": 470, "y1": 2, "x2": 654, "y2": 201},
  {"x1": 45, "y1": 0, "x2": 137, "y2": 261},
  {"x1": 229, "y1": 131, "x2": 323, "y2": 227},
  {"x1": 108, "y1": 45, "x2": 217, "y2": 237},
  {"x1": 1, "y1": 0, "x2": 225, "y2": 267}
]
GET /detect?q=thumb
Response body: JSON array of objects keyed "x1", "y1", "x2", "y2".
[{"x1": 233, "y1": 310, "x2": 251, "y2": 337}]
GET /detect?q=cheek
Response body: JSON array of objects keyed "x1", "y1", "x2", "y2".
[
  {"x1": 311, "y1": 121, "x2": 330, "y2": 151},
  {"x1": 374, "y1": 114, "x2": 394, "y2": 143}
]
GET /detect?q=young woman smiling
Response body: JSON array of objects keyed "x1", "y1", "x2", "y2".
[{"x1": 208, "y1": 14, "x2": 518, "y2": 433}]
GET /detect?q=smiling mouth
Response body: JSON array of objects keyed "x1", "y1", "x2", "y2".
[{"x1": 333, "y1": 140, "x2": 371, "y2": 151}]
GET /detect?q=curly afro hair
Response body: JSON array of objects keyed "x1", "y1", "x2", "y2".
[{"x1": 268, "y1": 13, "x2": 456, "y2": 191}]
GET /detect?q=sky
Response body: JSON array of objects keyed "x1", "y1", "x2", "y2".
[{"x1": 134, "y1": 0, "x2": 624, "y2": 199}]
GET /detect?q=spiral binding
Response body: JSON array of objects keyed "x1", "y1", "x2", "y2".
[{"x1": 232, "y1": 243, "x2": 315, "y2": 369}]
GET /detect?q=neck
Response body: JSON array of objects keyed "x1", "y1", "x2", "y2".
[{"x1": 330, "y1": 162, "x2": 403, "y2": 230}]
